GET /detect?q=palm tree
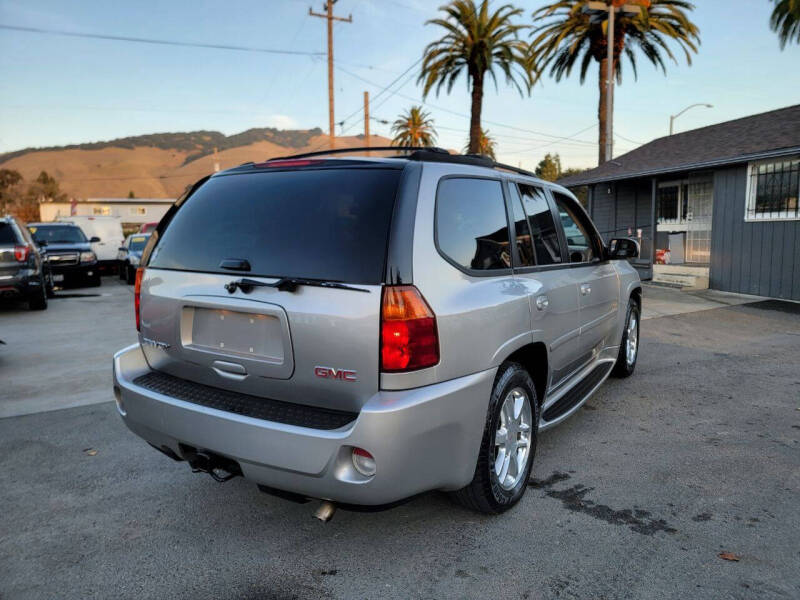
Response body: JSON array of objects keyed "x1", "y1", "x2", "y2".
[
  {"x1": 391, "y1": 106, "x2": 438, "y2": 147},
  {"x1": 419, "y1": 0, "x2": 533, "y2": 154},
  {"x1": 770, "y1": 0, "x2": 800, "y2": 49},
  {"x1": 464, "y1": 128, "x2": 497, "y2": 159},
  {"x1": 530, "y1": 1, "x2": 700, "y2": 164}
]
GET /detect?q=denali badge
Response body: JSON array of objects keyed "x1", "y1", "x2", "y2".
[
  {"x1": 314, "y1": 366, "x2": 358, "y2": 382},
  {"x1": 141, "y1": 337, "x2": 171, "y2": 350}
]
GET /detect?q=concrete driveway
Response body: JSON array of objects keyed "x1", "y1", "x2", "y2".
[{"x1": 1, "y1": 281, "x2": 799, "y2": 599}]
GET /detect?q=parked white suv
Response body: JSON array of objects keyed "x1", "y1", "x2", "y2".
[{"x1": 113, "y1": 148, "x2": 641, "y2": 514}]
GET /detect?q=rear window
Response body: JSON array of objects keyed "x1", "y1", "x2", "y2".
[
  {"x1": 0, "y1": 222, "x2": 18, "y2": 245},
  {"x1": 149, "y1": 168, "x2": 401, "y2": 284}
]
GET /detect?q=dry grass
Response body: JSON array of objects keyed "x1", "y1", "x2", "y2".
[{"x1": 1, "y1": 135, "x2": 393, "y2": 199}]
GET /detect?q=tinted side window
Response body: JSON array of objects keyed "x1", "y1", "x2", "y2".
[
  {"x1": 554, "y1": 192, "x2": 600, "y2": 263},
  {"x1": 436, "y1": 178, "x2": 511, "y2": 271},
  {"x1": 519, "y1": 184, "x2": 562, "y2": 265},
  {"x1": 0, "y1": 222, "x2": 18, "y2": 244},
  {"x1": 507, "y1": 183, "x2": 534, "y2": 267}
]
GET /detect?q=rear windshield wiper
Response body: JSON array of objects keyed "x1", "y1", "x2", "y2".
[{"x1": 225, "y1": 277, "x2": 370, "y2": 294}]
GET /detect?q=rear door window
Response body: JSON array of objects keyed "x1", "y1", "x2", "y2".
[
  {"x1": 518, "y1": 184, "x2": 562, "y2": 265},
  {"x1": 148, "y1": 168, "x2": 402, "y2": 284},
  {"x1": 507, "y1": 183, "x2": 534, "y2": 267},
  {"x1": 436, "y1": 177, "x2": 511, "y2": 272}
]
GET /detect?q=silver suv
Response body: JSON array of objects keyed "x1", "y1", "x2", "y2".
[{"x1": 112, "y1": 149, "x2": 641, "y2": 514}]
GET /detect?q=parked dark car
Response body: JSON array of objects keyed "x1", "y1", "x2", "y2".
[
  {"x1": 0, "y1": 215, "x2": 51, "y2": 310},
  {"x1": 27, "y1": 222, "x2": 101, "y2": 288},
  {"x1": 117, "y1": 232, "x2": 151, "y2": 284}
]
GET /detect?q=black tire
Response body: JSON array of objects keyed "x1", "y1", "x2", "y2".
[
  {"x1": 28, "y1": 275, "x2": 48, "y2": 310},
  {"x1": 125, "y1": 265, "x2": 135, "y2": 285},
  {"x1": 119, "y1": 262, "x2": 127, "y2": 280},
  {"x1": 451, "y1": 362, "x2": 539, "y2": 514},
  {"x1": 611, "y1": 299, "x2": 640, "y2": 378},
  {"x1": 45, "y1": 270, "x2": 55, "y2": 298},
  {"x1": 88, "y1": 274, "x2": 102, "y2": 288}
]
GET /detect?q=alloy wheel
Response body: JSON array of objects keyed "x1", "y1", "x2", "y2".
[
  {"x1": 626, "y1": 312, "x2": 638, "y2": 366},
  {"x1": 493, "y1": 387, "x2": 533, "y2": 490}
]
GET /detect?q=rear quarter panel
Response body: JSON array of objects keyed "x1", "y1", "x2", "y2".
[{"x1": 381, "y1": 163, "x2": 532, "y2": 390}]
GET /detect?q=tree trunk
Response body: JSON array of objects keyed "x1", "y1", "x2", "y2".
[
  {"x1": 468, "y1": 71, "x2": 484, "y2": 155},
  {"x1": 597, "y1": 56, "x2": 609, "y2": 165}
]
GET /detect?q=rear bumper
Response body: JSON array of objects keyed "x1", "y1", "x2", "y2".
[
  {"x1": 113, "y1": 344, "x2": 494, "y2": 505},
  {"x1": 0, "y1": 270, "x2": 39, "y2": 298}
]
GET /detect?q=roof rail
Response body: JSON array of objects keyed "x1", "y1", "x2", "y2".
[
  {"x1": 265, "y1": 146, "x2": 539, "y2": 179},
  {"x1": 269, "y1": 146, "x2": 451, "y2": 161}
]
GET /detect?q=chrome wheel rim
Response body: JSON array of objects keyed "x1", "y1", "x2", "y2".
[
  {"x1": 626, "y1": 312, "x2": 638, "y2": 366},
  {"x1": 493, "y1": 387, "x2": 533, "y2": 491}
]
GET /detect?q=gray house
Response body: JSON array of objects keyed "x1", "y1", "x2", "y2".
[{"x1": 560, "y1": 104, "x2": 800, "y2": 301}]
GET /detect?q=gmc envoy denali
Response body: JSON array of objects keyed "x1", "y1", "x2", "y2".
[{"x1": 112, "y1": 148, "x2": 641, "y2": 515}]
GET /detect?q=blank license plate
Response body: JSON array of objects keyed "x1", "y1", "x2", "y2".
[
  {"x1": 53, "y1": 274, "x2": 64, "y2": 282},
  {"x1": 188, "y1": 308, "x2": 284, "y2": 362}
]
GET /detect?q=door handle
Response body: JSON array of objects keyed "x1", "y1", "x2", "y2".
[
  {"x1": 580, "y1": 283, "x2": 592, "y2": 296},
  {"x1": 535, "y1": 295, "x2": 549, "y2": 311}
]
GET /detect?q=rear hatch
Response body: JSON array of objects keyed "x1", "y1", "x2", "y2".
[
  {"x1": 0, "y1": 222, "x2": 21, "y2": 280},
  {"x1": 139, "y1": 163, "x2": 404, "y2": 413}
]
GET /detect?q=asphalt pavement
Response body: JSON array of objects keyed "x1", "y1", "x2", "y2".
[{"x1": 1, "y1": 282, "x2": 799, "y2": 599}]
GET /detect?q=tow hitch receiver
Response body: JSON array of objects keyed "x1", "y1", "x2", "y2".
[{"x1": 181, "y1": 446, "x2": 242, "y2": 483}]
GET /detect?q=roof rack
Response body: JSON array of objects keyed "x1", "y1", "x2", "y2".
[
  {"x1": 269, "y1": 146, "x2": 450, "y2": 161},
  {"x1": 265, "y1": 146, "x2": 538, "y2": 179}
]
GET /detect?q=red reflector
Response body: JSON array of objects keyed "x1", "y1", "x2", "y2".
[
  {"x1": 255, "y1": 159, "x2": 319, "y2": 168},
  {"x1": 352, "y1": 447, "x2": 373, "y2": 459},
  {"x1": 134, "y1": 268, "x2": 144, "y2": 331},
  {"x1": 380, "y1": 286, "x2": 439, "y2": 372},
  {"x1": 14, "y1": 244, "x2": 30, "y2": 262}
]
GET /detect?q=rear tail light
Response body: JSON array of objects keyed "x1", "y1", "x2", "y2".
[
  {"x1": 380, "y1": 285, "x2": 439, "y2": 372},
  {"x1": 14, "y1": 244, "x2": 30, "y2": 262},
  {"x1": 134, "y1": 267, "x2": 144, "y2": 331}
]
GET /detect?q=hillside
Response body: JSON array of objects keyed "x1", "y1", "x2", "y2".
[{"x1": 0, "y1": 129, "x2": 392, "y2": 198}]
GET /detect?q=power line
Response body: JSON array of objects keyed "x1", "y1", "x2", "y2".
[
  {"x1": 0, "y1": 23, "x2": 324, "y2": 56},
  {"x1": 333, "y1": 64, "x2": 599, "y2": 146},
  {"x1": 337, "y1": 57, "x2": 423, "y2": 133}
]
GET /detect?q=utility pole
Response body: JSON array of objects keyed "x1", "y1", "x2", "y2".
[
  {"x1": 584, "y1": 1, "x2": 644, "y2": 163},
  {"x1": 363, "y1": 91, "x2": 370, "y2": 149},
  {"x1": 309, "y1": 1, "x2": 352, "y2": 150},
  {"x1": 605, "y1": 4, "x2": 615, "y2": 162}
]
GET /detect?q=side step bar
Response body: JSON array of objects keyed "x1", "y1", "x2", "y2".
[{"x1": 542, "y1": 362, "x2": 614, "y2": 423}]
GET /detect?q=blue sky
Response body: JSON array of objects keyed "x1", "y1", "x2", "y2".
[{"x1": 1, "y1": 0, "x2": 798, "y2": 170}]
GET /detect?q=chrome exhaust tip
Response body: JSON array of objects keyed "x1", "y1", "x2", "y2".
[{"x1": 314, "y1": 500, "x2": 337, "y2": 522}]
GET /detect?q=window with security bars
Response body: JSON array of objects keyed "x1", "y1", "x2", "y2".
[{"x1": 746, "y1": 157, "x2": 800, "y2": 220}]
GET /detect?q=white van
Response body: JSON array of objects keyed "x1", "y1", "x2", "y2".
[{"x1": 57, "y1": 215, "x2": 125, "y2": 265}]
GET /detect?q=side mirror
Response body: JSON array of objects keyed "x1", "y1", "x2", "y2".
[
  {"x1": 37, "y1": 240, "x2": 48, "y2": 247},
  {"x1": 90, "y1": 236, "x2": 101, "y2": 243},
  {"x1": 608, "y1": 238, "x2": 639, "y2": 260},
  {"x1": 118, "y1": 246, "x2": 127, "y2": 252}
]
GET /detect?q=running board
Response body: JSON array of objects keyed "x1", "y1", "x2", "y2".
[{"x1": 541, "y1": 362, "x2": 614, "y2": 423}]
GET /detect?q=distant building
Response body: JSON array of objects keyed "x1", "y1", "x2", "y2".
[
  {"x1": 39, "y1": 197, "x2": 175, "y2": 229},
  {"x1": 560, "y1": 104, "x2": 800, "y2": 301}
]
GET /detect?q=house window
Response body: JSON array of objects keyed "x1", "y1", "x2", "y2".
[
  {"x1": 746, "y1": 156, "x2": 800, "y2": 220},
  {"x1": 93, "y1": 206, "x2": 111, "y2": 216},
  {"x1": 129, "y1": 206, "x2": 147, "y2": 216},
  {"x1": 657, "y1": 182, "x2": 688, "y2": 224}
]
